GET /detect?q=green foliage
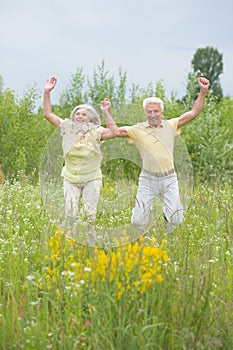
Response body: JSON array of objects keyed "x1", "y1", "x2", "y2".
[
  {"x1": 191, "y1": 46, "x2": 223, "y2": 98},
  {"x1": 0, "y1": 86, "x2": 53, "y2": 181},
  {"x1": 0, "y1": 75, "x2": 3, "y2": 93},
  {"x1": 129, "y1": 79, "x2": 166, "y2": 107},
  {"x1": 0, "y1": 179, "x2": 232, "y2": 349},
  {"x1": 184, "y1": 70, "x2": 202, "y2": 105},
  {"x1": 0, "y1": 61, "x2": 232, "y2": 349},
  {"x1": 114, "y1": 66, "x2": 127, "y2": 104},
  {"x1": 59, "y1": 61, "x2": 127, "y2": 118},
  {"x1": 181, "y1": 95, "x2": 233, "y2": 180},
  {"x1": 0, "y1": 63, "x2": 232, "y2": 183},
  {"x1": 87, "y1": 61, "x2": 127, "y2": 106},
  {"x1": 87, "y1": 60, "x2": 116, "y2": 105},
  {"x1": 59, "y1": 67, "x2": 85, "y2": 118}
]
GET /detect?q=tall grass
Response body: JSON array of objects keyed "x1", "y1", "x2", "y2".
[{"x1": 0, "y1": 177, "x2": 232, "y2": 349}]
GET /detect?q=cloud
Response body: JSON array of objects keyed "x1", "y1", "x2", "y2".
[{"x1": 0, "y1": 0, "x2": 233, "y2": 102}]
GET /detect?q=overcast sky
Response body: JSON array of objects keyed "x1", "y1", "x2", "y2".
[{"x1": 1, "y1": 0, "x2": 233, "y2": 107}]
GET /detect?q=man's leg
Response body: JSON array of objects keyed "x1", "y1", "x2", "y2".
[
  {"x1": 161, "y1": 173, "x2": 184, "y2": 233},
  {"x1": 131, "y1": 172, "x2": 158, "y2": 230}
]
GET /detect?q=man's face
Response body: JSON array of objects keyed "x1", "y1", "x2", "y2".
[{"x1": 145, "y1": 103, "x2": 163, "y2": 127}]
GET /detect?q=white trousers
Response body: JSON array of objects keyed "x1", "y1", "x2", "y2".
[
  {"x1": 131, "y1": 171, "x2": 184, "y2": 230},
  {"x1": 63, "y1": 178, "x2": 102, "y2": 221}
]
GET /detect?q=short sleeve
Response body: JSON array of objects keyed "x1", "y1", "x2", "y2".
[
  {"x1": 59, "y1": 118, "x2": 71, "y2": 136},
  {"x1": 167, "y1": 117, "x2": 181, "y2": 134},
  {"x1": 91, "y1": 126, "x2": 105, "y2": 142},
  {"x1": 124, "y1": 125, "x2": 138, "y2": 143}
]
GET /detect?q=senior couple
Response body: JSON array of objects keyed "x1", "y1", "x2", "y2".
[{"x1": 43, "y1": 76, "x2": 210, "y2": 239}]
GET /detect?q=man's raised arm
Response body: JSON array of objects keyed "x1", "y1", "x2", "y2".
[{"x1": 178, "y1": 77, "x2": 210, "y2": 128}]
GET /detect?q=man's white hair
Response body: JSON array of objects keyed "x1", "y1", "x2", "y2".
[
  {"x1": 143, "y1": 97, "x2": 164, "y2": 112},
  {"x1": 70, "y1": 104, "x2": 101, "y2": 125}
]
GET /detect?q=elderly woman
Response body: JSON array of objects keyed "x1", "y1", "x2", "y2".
[{"x1": 43, "y1": 77, "x2": 115, "y2": 239}]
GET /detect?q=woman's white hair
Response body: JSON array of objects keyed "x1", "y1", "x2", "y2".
[
  {"x1": 70, "y1": 104, "x2": 101, "y2": 125},
  {"x1": 143, "y1": 97, "x2": 164, "y2": 112}
]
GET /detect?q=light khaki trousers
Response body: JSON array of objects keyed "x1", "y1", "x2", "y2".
[
  {"x1": 131, "y1": 171, "x2": 184, "y2": 232},
  {"x1": 63, "y1": 178, "x2": 102, "y2": 221}
]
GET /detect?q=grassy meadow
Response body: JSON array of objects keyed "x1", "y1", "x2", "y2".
[
  {"x1": 0, "y1": 67, "x2": 232, "y2": 349},
  {"x1": 0, "y1": 176, "x2": 232, "y2": 350}
]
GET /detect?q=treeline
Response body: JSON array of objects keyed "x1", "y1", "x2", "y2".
[{"x1": 0, "y1": 62, "x2": 232, "y2": 182}]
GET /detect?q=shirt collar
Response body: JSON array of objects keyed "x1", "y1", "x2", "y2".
[{"x1": 138, "y1": 120, "x2": 164, "y2": 128}]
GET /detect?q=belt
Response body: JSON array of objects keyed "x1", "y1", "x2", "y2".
[{"x1": 142, "y1": 168, "x2": 175, "y2": 177}]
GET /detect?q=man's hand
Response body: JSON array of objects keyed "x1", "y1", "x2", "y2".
[
  {"x1": 100, "y1": 98, "x2": 112, "y2": 115},
  {"x1": 44, "y1": 76, "x2": 57, "y2": 92},
  {"x1": 198, "y1": 77, "x2": 210, "y2": 93}
]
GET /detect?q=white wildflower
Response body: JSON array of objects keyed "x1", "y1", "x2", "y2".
[
  {"x1": 26, "y1": 275, "x2": 35, "y2": 281},
  {"x1": 84, "y1": 267, "x2": 91, "y2": 272}
]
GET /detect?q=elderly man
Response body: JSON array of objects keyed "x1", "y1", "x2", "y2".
[{"x1": 101, "y1": 77, "x2": 210, "y2": 233}]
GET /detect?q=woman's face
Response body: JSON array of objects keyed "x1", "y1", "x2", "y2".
[{"x1": 73, "y1": 108, "x2": 90, "y2": 125}]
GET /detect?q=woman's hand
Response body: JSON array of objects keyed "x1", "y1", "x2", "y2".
[
  {"x1": 44, "y1": 76, "x2": 57, "y2": 92},
  {"x1": 100, "y1": 98, "x2": 112, "y2": 115}
]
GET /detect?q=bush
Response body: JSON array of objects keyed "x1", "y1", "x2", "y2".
[
  {"x1": 0, "y1": 67, "x2": 232, "y2": 183},
  {"x1": 0, "y1": 87, "x2": 54, "y2": 181},
  {"x1": 181, "y1": 95, "x2": 233, "y2": 181}
]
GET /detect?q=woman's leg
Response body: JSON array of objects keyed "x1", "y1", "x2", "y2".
[
  {"x1": 63, "y1": 178, "x2": 82, "y2": 218},
  {"x1": 82, "y1": 179, "x2": 102, "y2": 221},
  {"x1": 82, "y1": 179, "x2": 102, "y2": 245}
]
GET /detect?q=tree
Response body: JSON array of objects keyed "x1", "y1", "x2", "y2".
[
  {"x1": 191, "y1": 46, "x2": 223, "y2": 98},
  {"x1": 0, "y1": 85, "x2": 51, "y2": 180},
  {"x1": 59, "y1": 67, "x2": 85, "y2": 117},
  {"x1": 0, "y1": 75, "x2": 3, "y2": 93},
  {"x1": 87, "y1": 60, "x2": 128, "y2": 106}
]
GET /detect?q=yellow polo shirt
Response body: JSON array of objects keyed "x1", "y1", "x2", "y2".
[
  {"x1": 124, "y1": 118, "x2": 180, "y2": 173},
  {"x1": 60, "y1": 119, "x2": 104, "y2": 184}
]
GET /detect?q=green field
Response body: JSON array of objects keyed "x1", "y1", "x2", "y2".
[
  {"x1": 0, "y1": 68, "x2": 232, "y2": 349},
  {"x1": 0, "y1": 177, "x2": 232, "y2": 350}
]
